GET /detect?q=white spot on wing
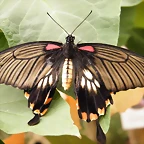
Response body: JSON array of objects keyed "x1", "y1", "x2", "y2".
[
  {"x1": 38, "y1": 79, "x2": 43, "y2": 88},
  {"x1": 91, "y1": 82, "x2": 97, "y2": 92},
  {"x1": 81, "y1": 76, "x2": 85, "y2": 88},
  {"x1": 94, "y1": 79, "x2": 100, "y2": 88},
  {"x1": 87, "y1": 80, "x2": 91, "y2": 91},
  {"x1": 49, "y1": 75, "x2": 53, "y2": 85},
  {"x1": 43, "y1": 76, "x2": 48, "y2": 87},
  {"x1": 83, "y1": 69, "x2": 93, "y2": 80}
]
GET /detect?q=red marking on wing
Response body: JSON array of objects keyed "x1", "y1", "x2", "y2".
[
  {"x1": 46, "y1": 44, "x2": 61, "y2": 50},
  {"x1": 79, "y1": 46, "x2": 94, "y2": 52}
]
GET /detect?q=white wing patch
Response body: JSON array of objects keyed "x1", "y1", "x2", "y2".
[
  {"x1": 87, "y1": 80, "x2": 91, "y2": 91},
  {"x1": 49, "y1": 75, "x2": 53, "y2": 85},
  {"x1": 80, "y1": 69, "x2": 100, "y2": 93},
  {"x1": 83, "y1": 69, "x2": 93, "y2": 80},
  {"x1": 81, "y1": 76, "x2": 85, "y2": 88},
  {"x1": 94, "y1": 79, "x2": 100, "y2": 88}
]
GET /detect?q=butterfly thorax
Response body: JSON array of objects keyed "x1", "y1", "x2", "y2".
[{"x1": 63, "y1": 35, "x2": 76, "y2": 58}]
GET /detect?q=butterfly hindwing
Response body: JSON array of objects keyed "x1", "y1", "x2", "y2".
[
  {"x1": 74, "y1": 64, "x2": 112, "y2": 122},
  {"x1": 25, "y1": 67, "x2": 60, "y2": 125},
  {"x1": 73, "y1": 50, "x2": 112, "y2": 121}
]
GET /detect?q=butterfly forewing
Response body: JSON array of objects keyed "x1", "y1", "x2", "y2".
[
  {"x1": 77, "y1": 43, "x2": 144, "y2": 92},
  {"x1": 0, "y1": 41, "x2": 63, "y2": 89}
]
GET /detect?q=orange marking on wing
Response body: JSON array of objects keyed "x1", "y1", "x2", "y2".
[
  {"x1": 90, "y1": 113, "x2": 98, "y2": 121},
  {"x1": 81, "y1": 112, "x2": 87, "y2": 121},
  {"x1": 40, "y1": 108, "x2": 48, "y2": 116},
  {"x1": 30, "y1": 103, "x2": 34, "y2": 109},
  {"x1": 76, "y1": 98, "x2": 80, "y2": 110},
  {"x1": 34, "y1": 109, "x2": 40, "y2": 114},
  {"x1": 24, "y1": 92, "x2": 30, "y2": 99},
  {"x1": 98, "y1": 108, "x2": 105, "y2": 115},
  {"x1": 105, "y1": 99, "x2": 110, "y2": 107},
  {"x1": 110, "y1": 92, "x2": 115, "y2": 97},
  {"x1": 44, "y1": 98, "x2": 52, "y2": 105}
]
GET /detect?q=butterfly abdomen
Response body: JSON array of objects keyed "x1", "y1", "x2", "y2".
[{"x1": 62, "y1": 58, "x2": 73, "y2": 90}]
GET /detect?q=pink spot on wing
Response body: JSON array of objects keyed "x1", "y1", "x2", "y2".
[
  {"x1": 46, "y1": 44, "x2": 61, "y2": 50},
  {"x1": 79, "y1": 46, "x2": 94, "y2": 52}
]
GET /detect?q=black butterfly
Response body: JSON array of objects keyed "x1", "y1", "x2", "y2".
[{"x1": 0, "y1": 12, "x2": 144, "y2": 144}]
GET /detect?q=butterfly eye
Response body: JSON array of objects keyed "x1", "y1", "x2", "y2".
[
  {"x1": 78, "y1": 46, "x2": 94, "y2": 52},
  {"x1": 46, "y1": 44, "x2": 61, "y2": 50}
]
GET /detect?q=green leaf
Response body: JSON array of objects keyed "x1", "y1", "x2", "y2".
[
  {"x1": 99, "y1": 106, "x2": 111, "y2": 133},
  {"x1": 134, "y1": 2, "x2": 144, "y2": 28},
  {"x1": 0, "y1": 139, "x2": 4, "y2": 144},
  {"x1": 121, "y1": 0, "x2": 142, "y2": 7},
  {"x1": 0, "y1": 31, "x2": 8, "y2": 51},
  {"x1": 0, "y1": 0, "x2": 121, "y2": 46},
  {"x1": 0, "y1": 85, "x2": 79, "y2": 136},
  {"x1": 126, "y1": 28, "x2": 144, "y2": 55},
  {"x1": 118, "y1": 6, "x2": 136, "y2": 46},
  {"x1": 0, "y1": 0, "x2": 121, "y2": 137},
  {"x1": 46, "y1": 135, "x2": 96, "y2": 144}
]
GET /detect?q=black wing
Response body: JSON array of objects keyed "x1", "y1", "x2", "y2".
[
  {"x1": 0, "y1": 41, "x2": 63, "y2": 89},
  {"x1": 74, "y1": 43, "x2": 144, "y2": 120},
  {"x1": 74, "y1": 55, "x2": 113, "y2": 122},
  {"x1": 0, "y1": 41, "x2": 64, "y2": 125},
  {"x1": 77, "y1": 43, "x2": 144, "y2": 92},
  {"x1": 74, "y1": 43, "x2": 144, "y2": 144}
]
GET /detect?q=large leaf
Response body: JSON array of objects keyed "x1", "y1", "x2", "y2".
[
  {"x1": 0, "y1": 0, "x2": 121, "y2": 137},
  {"x1": 121, "y1": 0, "x2": 142, "y2": 7},
  {"x1": 0, "y1": 0, "x2": 121, "y2": 46},
  {"x1": 134, "y1": 2, "x2": 144, "y2": 28}
]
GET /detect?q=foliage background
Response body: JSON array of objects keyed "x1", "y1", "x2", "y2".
[{"x1": 0, "y1": 0, "x2": 144, "y2": 144}]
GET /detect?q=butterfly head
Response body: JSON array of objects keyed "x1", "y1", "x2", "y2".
[{"x1": 66, "y1": 35, "x2": 75, "y2": 43}]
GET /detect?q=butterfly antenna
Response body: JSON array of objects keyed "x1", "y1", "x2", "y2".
[
  {"x1": 47, "y1": 12, "x2": 69, "y2": 35},
  {"x1": 71, "y1": 10, "x2": 92, "y2": 35}
]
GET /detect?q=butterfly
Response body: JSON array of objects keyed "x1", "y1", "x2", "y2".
[{"x1": 0, "y1": 11, "x2": 144, "y2": 144}]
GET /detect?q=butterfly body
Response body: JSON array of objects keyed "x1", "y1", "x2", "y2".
[{"x1": 63, "y1": 35, "x2": 76, "y2": 58}]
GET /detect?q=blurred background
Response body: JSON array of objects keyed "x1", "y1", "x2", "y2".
[{"x1": 0, "y1": 0, "x2": 144, "y2": 144}]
